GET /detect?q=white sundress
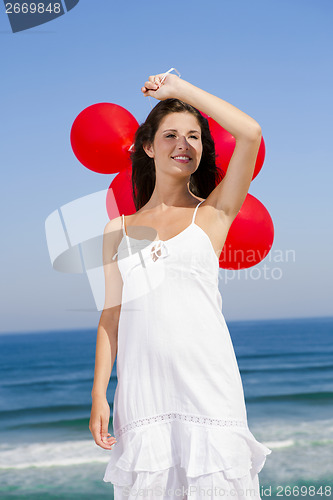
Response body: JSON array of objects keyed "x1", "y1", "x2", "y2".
[{"x1": 104, "y1": 199, "x2": 272, "y2": 499}]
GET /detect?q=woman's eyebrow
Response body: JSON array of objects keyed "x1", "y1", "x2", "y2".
[{"x1": 163, "y1": 129, "x2": 201, "y2": 134}]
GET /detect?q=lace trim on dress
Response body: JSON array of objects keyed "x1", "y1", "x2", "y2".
[{"x1": 114, "y1": 412, "x2": 248, "y2": 438}]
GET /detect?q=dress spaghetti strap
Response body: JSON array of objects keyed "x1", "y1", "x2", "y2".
[
  {"x1": 192, "y1": 199, "x2": 204, "y2": 225},
  {"x1": 111, "y1": 215, "x2": 130, "y2": 261},
  {"x1": 121, "y1": 214, "x2": 127, "y2": 237}
]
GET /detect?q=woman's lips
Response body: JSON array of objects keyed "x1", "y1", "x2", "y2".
[{"x1": 171, "y1": 156, "x2": 191, "y2": 164}]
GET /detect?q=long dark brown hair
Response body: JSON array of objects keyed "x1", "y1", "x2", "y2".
[{"x1": 130, "y1": 98, "x2": 222, "y2": 211}]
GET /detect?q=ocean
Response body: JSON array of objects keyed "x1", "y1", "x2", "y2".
[{"x1": 0, "y1": 316, "x2": 332, "y2": 499}]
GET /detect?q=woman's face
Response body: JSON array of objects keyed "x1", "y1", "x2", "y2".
[{"x1": 144, "y1": 112, "x2": 203, "y2": 176}]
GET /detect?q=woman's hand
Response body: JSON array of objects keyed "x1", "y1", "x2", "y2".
[
  {"x1": 89, "y1": 395, "x2": 117, "y2": 450},
  {"x1": 141, "y1": 73, "x2": 186, "y2": 101}
]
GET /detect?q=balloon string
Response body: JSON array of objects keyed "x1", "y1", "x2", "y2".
[{"x1": 148, "y1": 67, "x2": 181, "y2": 110}]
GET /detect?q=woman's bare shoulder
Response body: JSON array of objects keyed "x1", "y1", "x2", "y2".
[{"x1": 104, "y1": 215, "x2": 122, "y2": 232}]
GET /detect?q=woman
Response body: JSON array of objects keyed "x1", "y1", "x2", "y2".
[{"x1": 89, "y1": 72, "x2": 272, "y2": 499}]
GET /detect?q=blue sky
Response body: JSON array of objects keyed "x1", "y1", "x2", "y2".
[{"x1": 1, "y1": 0, "x2": 332, "y2": 333}]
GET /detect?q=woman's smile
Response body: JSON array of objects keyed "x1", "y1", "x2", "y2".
[{"x1": 171, "y1": 155, "x2": 192, "y2": 163}]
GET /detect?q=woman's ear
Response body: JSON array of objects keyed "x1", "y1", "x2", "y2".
[{"x1": 143, "y1": 142, "x2": 154, "y2": 158}]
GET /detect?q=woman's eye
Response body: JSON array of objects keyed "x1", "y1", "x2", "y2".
[{"x1": 166, "y1": 134, "x2": 199, "y2": 139}]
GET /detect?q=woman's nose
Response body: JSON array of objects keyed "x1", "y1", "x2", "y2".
[{"x1": 177, "y1": 136, "x2": 190, "y2": 149}]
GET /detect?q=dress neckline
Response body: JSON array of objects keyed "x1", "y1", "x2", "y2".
[
  {"x1": 125, "y1": 219, "x2": 194, "y2": 244},
  {"x1": 118, "y1": 222, "x2": 220, "y2": 265},
  {"x1": 123, "y1": 199, "x2": 204, "y2": 243}
]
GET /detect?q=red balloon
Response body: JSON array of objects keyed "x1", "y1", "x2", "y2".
[
  {"x1": 70, "y1": 103, "x2": 139, "y2": 174},
  {"x1": 208, "y1": 117, "x2": 265, "y2": 180},
  {"x1": 106, "y1": 168, "x2": 136, "y2": 220},
  {"x1": 219, "y1": 193, "x2": 274, "y2": 270}
]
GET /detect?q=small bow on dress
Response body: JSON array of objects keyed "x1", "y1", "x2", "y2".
[{"x1": 150, "y1": 240, "x2": 169, "y2": 262}]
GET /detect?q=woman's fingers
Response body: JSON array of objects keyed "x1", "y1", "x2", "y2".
[
  {"x1": 100, "y1": 415, "x2": 117, "y2": 449},
  {"x1": 141, "y1": 80, "x2": 159, "y2": 97},
  {"x1": 144, "y1": 74, "x2": 167, "y2": 91},
  {"x1": 101, "y1": 434, "x2": 117, "y2": 449},
  {"x1": 141, "y1": 72, "x2": 180, "y2": 99},
  {"x1": 94, "y1": 429, "x2": 116, "y2": 449},
  {"x1": 144, "y1": 80, "x2": 159, "y2": 90},
  {"x1": 149, "y1": 75, "x2": 162, "y2": 86},
  {"x1": 89, "y1": 416, "x2": 117, "y2": 450}
]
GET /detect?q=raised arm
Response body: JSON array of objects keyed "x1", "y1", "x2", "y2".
[{"x1": 142, "y1": 74, "x2": 262, "y2": 221}]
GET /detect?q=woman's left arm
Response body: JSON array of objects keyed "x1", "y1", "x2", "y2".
[{"x1": 142, "y1": 74, "x2": 262, "y2": 219}]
